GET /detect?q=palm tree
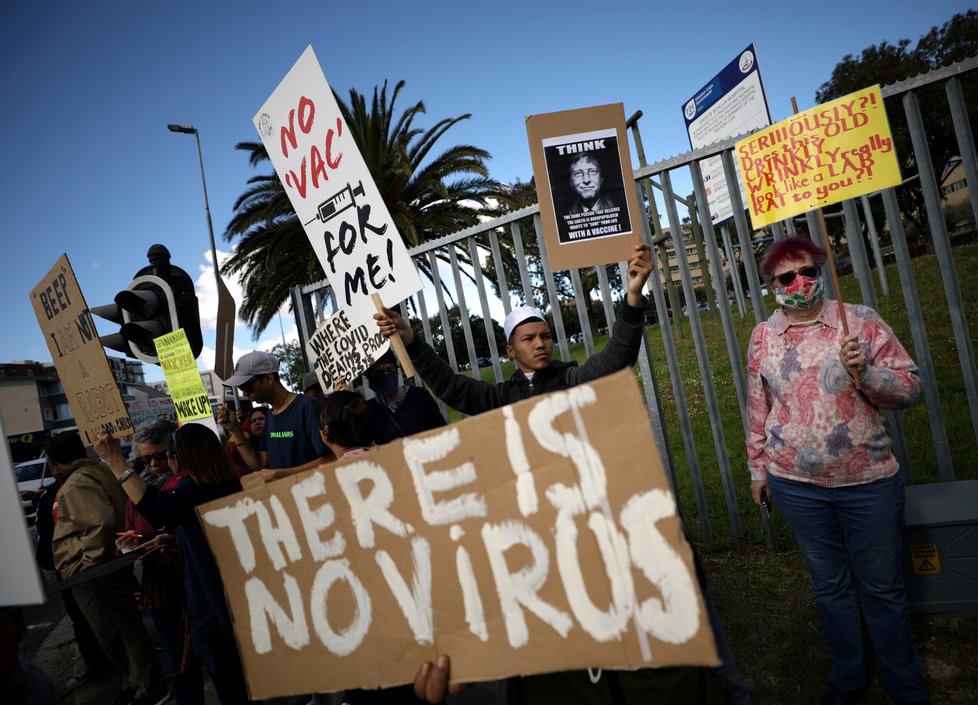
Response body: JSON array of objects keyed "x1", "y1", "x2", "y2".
[{"x1": 223, "y1": 80, "x2": 511, "y2": 336}]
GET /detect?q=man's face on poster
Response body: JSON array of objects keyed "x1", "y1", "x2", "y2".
[{"x1": 570, "y1": 155, "x2": 602, "y2": 202}]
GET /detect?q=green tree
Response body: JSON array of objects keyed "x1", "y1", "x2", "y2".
[
  {"x1": 815, "y1": 10, "x2": 978, "y2": 249},
  {"x1": 272, "y1": 340, "x2": 306, "y2": 392},
  {"x1": 223, "y1": 80, "x2": 511, "y2": 336}
]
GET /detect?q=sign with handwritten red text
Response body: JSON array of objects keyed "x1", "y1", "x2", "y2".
[
  {"x1": 736, "y1": 85, "x2": 901, "y2": 228},
  {"x1": 198, "y1": 371, "x2": 717, "y2": 698},
  {"x1": 253, "y1": 46, "x2": 422, "y2": 326}
]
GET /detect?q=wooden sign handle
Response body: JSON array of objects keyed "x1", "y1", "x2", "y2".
[
  {"x1": 371, "y1": 293, "x2": 416, "y2": 379},
  {"x1": 791, "y1": 97, "x2": 861, "y2": 391}
]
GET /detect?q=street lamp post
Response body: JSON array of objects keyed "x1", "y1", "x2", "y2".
[
  {"x1": 168, "y1": 123, "x2": 237, "y2": 387},
  {"x1": 167, "y1": 124, "x2": 220, "y2": 287}
]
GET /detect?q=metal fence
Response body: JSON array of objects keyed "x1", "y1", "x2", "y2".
[{"x1": 293, "y1": 55, "x2": 978, "y2": 549}]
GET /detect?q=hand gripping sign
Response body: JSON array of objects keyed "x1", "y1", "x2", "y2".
[
  {"x1": 253, "y1": 47, "x2": 422, "y2": 331},
  {"x1": 197, "y1": 370, "x2": 717, "y2": 698}
]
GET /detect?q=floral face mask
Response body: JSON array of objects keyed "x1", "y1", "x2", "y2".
[{"x1": 776, "y1": 274, "x2": 824, "y2": 310}]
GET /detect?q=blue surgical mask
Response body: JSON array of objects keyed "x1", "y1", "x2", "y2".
[{"x1": 367, "y1": 368, "x2": 399, "y2": 398}]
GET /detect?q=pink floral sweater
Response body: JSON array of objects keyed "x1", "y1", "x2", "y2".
[{"x1": 746, "y1": 300, "x2": 920, "y2": 487}]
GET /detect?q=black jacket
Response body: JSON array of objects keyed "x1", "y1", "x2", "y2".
[{"x1": 405, "y1": 299, "x2": 647, "y2": 415}]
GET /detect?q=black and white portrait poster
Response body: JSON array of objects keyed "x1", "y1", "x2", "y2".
[
  {"x1": 527, "y1": 104, "x2": 641, "y2": 272},
  {"x1": 544, "y1": 129, "x2": 631, "y2": 245}
]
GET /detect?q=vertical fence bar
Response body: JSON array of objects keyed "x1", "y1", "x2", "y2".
[
  {"x1": 489, "y1": 228, "x2": 513, "y2": 316},
  {"x1": 686, "y1": 163, "x2": 745, "y2": 549},
  {"x1": 448, "y1": 245, "x2": 481, "y2": 376},
  {"x1": 860, "y1": 195, "x2": 889, "y2": 296},
  {"x1": 510, "y1": 222, "x2": 534, "y2": 306},
  {"x1": 468, "y1": 238, "x2": 504, "y2": 383},
  {"x1": 428, "y1": 250, "x2": 460, "y2": 373},
  {"x1": 722, "y1": 150, "x2": 766, "y2": 322},
  {"x1": 946, "y1": 77, "x2": 978, "y2": 234},
  {"x1": 904, "y1": 90, "x2": 978, "y2": 451},
  {"x1": 533, "y1": 213, "x2": 570, "y2": 361},
  {"x1": 569, "y1": 268, "x2": 595, "y2": 357},
  {"x1": 881, "y1": 188, "x2": 954, "y2": 481},
  {"x1": 841, "y1": 199, "x2": 878, "y2": 310},
  {"x1": 721, "y1": 223, "x2": 747, "y2": 317},
  {"x1": 805, "y1": 211, "x2": 824, "y2": 247}
]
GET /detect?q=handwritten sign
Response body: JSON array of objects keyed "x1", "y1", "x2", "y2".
[
  {"x1": 527, "y1": 103, "x2": 642, "y2": 272},
  {"x1": 29, "y1": 254, "x2": 132, "y2": 445},
  {"x1": 306, "y1": 309, "x2": 390, "y2": 390},
  {"x1": 125, "y1": 397, "x2": 178, "y2": 429},
  {"x1": 155, "y1": 329, "x2": 211, "y2": 423},
  {"x1": 736, "y1": 85, "x2": 901, "y2": 227},
  {"x1": 253, "y1": 46, "x2": 422, "y2": 326},
  {"x1": 198, "y1": 370, "x2": 717, "y2": 698}
]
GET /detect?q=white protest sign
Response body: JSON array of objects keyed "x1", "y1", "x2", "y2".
[
  {"x1": 198, "y1": 370, "x2": 717, "y2": 698},
  {"x1": 305, "y1": 309, "x2": 390, "y2": 389},
  {"x1": 253, "y1": 46, "x2": 422, "y2": 326}
]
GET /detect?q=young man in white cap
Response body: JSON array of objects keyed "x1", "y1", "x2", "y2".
[
  {"x1": 375, "y1": 243, "x2": 653, "y2": 414},
  {"x1": 217, "y1": 350, "x2": 332, "y2": 480}
]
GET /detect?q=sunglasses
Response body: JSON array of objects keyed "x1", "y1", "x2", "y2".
[
  {"x1": 774, "y1": 265, "x2": 819, "y2": 287},
  {"x1": 238, "y1": 374, "x2": 266, "y2": 394},
  {"x1": 138, "y1": 450, "x2": 170, "y2": 465}
]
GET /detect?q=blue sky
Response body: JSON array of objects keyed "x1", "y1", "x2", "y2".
[{"x1": 1, "y1": 0, "x2": 971, "y2": 383}]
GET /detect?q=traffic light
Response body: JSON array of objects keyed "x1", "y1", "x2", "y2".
[{"x1": 92, "y1": 245, "x2": 203, "y2": 364}]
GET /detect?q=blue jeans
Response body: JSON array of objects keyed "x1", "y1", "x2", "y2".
[{"x1": 767, "y1": 473, "x2": 925, "y2": 701}]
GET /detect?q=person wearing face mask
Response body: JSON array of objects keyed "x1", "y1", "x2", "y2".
[
  {"x1": 746, "y1": 236, "x2": 928, "y2": 705},
  {"x1": 362, "y1": 350, "x2": 446, "y2": 444}
]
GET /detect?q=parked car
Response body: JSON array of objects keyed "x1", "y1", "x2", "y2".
[{"x1": 15, "y1": 455, "x2": 54, "y2": 526}]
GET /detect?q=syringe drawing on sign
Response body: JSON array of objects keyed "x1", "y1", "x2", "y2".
[{"x1": 305, "y1": 180, "x2": 365, "y2": 226}]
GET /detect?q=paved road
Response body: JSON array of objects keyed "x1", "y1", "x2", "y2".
[{"x1": 21, "y1": 596, "x2": 503, "y2": 705}]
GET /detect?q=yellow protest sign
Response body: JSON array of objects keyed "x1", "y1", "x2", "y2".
[
  {"x1": 155, "y1": 329, "x2": 211, "y2": 422},
  {"x1": 910, "y1": 543, "x2": 942, "y2": 576},
  {"x1": 736, "y1": 85, "x2": 901, "y2": 228}
]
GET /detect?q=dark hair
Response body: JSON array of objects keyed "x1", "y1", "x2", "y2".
[
  {"x1": 173, "y1": 423, "x2": 240, "y2": 486},
  {"x1": 759, "y1": 235, "x2": 828, "y2": 283},
  {"x1": 249, "y1": 407, "x2": 267, "y2": 422},
  {"x1": 133, "y1": 418, "x2": 178, "y2": 446},
  {"x1": 365, "y1": 350, "x2": 397, "y2": 378},
  {"x1": 45, "y1": 431, "x2": 87, "y2": 465},
  {"x1": 319, "y1": 391, "x2": 373, "y2": 449}
]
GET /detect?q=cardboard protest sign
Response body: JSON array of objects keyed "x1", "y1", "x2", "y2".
[
  {"x1": 736, "y1": 85, "x2": 901, "y2": 228},
  {"x1": 306, "y1": 309, "x2": 390, "y2": 390},
  {"x1": 527, "y1": 104, "x2": 642, "y2": 272},
  {"x1": 155, "y1": 329, "x2": 211, "y2": 423},
  {"x1": 198, "y1": 370, "x2": 717, "y2": 698},
  {"x1": 125, "y1": 397, "x2": 178, "y2": 429},
  {"x1": 253, "y1": 46, "x2": 422, "y2": 326},
  {"x1": 29, "y1": 254, "x2": 132, "y2": 445},
  {"x1": 683, "y1": 44, "x2": 771, "y2": 224},
  {"x1": 0, "y1": 415, "x2": 45, "y2": 606}
]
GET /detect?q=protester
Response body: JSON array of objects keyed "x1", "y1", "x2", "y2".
[
  {"x1": 227, "y1": 406, "x2": 267, "y2": 474},
  {"x1": 96, "y1": 423, "x2": 254, "y2": 705},
  {"x1": 217, "y1": 350, "x2": 333, "y2": 480},
  {"x1": 32, "y1": 472, "x2": 108, "y2": 692},
  {"x1": 378, "y1": 243, "x2": 736, "y2": 703},
  {"x1": 318, "y1": 390, "x2": 374, "y2": 460},
  {"x1": 119, "y1": 419, "x2": 205, "y2": 705},
  {"x1": 303, "y1": 370, "x2": 325, "y2": 401},
  {"x1": 47, "y1": 431, "x2": 168, "y2": 705},
  {"x1": 746, "y1": 235, "x2": 927, "y2": 705},
  {"x1": 360, "y1": 350, "x2": 446, "y2": 444},
  {"x1": 0, "y1": 607, "x2": 58, "y2": 705}
]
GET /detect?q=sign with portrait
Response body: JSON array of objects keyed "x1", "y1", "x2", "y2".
[
  {"x1": 527, "y1": 104, "x2": 642, "y2": 272},
  {"x1": 198, "y1": 370, "x2": 717, "y2": 698},
  {"x1": 29, "y1": 254, "x2": 132, "y2": 446},
  {"x1": 253, "y1": 46, "x2": 423, "y2": 326}
]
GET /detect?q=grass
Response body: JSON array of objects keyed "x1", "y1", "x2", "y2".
[{"x1": 433, "y1": 242, "x2": 978, "y2": 704}]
